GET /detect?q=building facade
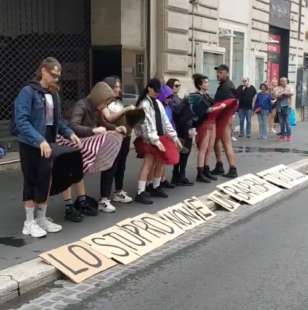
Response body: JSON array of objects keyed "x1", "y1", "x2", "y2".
[{"x1": 0, "y1": 0, "x2": 307, "y2": 145}]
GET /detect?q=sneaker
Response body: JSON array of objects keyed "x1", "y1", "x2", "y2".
[
  {"x1": 65, "y1": 207, "x2": 83, "y2": 223},
  {"x1": 160, "y1": 180, "x2": 176, "y2": 189},
  {"x1": 238, "y1": 134, "x2": 244, "y2": 138},
  {"x1": 211, "y1": 162, "x2": 225, "y2": 175},
  {"x1": 176, "y1": 177, "x2": 194, "y2": 186},
  {"x1": 135, "y1": 191, "x2": 154, "y2": 205},
  {"x1": 232, "y1": 136, "x2": 237, "y2": 141},
  {"x1": 246, "y1": 135, "x2": 251, "y2": 139},
  {"x1": 279, "y1": 136, "x2": 285, "y2": 141},
  {"x1": 22, "y1": 220, "x2": 47, "y2": 238},
  {"x1": 203, "y1": 166, "x2": 218, "y2": 181},
  {"x1": 36, "y1": 218, "x2": 62, "y2": 233},
  {"x1": 148, "y1": 186, "x2": 168, "y2": 198},
  {"x1": 271, "y1": 128, "x2": 277, "y2": 134},
  {"x1": 75, "y1": 197, "x2": 98, "y2": 216},
  {"x1": 287, "y1": 136, "x2": 292, "y2": 142},
  {"x1": 98, "y1": 198, "x2": 116, "y2": 213},
  {"x1": 223, "y1": 167, "x2": 238, "y2": 179},
  {"x1": 113, "y1": 190, "x2": 133, "y2": 203}
]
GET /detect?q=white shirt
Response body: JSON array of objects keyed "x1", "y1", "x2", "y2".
[{"x1": 45, "y1": 94, "x2": 54, "y2": 126}]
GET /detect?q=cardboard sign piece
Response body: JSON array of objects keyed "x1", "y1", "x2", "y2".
[
  {"x1": 40, "y1": 241, "x2": 117, "y2": 283},
  {"x1": 82, "y1": 227, "x2": 140, "y2": 265},
  {"x1": 217, "y1": 173, "x2": 281, "y2": 205},
  {"x1": 158, "y1": 202, "x2": 205, "y2": 231},
  {"x1": 184, "y1": 196, "x2": 216, "y2": 220},
  {"x1": 258, "y1": 164, "x2": 308, "y2": 189},
  {"x1": 208, "y1": 191, "x2": 240, "y2": 212}
]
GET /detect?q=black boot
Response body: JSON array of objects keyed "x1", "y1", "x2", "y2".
[
  {"x1": 203, "y1": 166, "x2": 218, "y2": 181},
  {"x1": 223, "y1": 166, "x2": 238, "y2": 179},
  {"x1": 196, "y1": 167, "x2": 211, "y2": 183},
  {"x1": 211, "y1": 161, "x2": 225, "y2": 175}
]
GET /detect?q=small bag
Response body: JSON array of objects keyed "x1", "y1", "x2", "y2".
[{"x1": 289, "y1": 109, "x2": 297, "y2": 127}]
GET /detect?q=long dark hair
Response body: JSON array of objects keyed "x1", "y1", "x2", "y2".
[
  {"x1": 192, "y1": 74, "x2": 207, "y2": 90},
  {"x1": 136, "y1": 78, "x2": 161, "y2": 106}
]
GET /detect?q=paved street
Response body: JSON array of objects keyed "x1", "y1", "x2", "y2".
[
  {"x1": 0, "y1": 122, "x2": 308, "y2": 271},
  {"x1": 66, "y1": 185, "x2": 308, "y2": 310}
]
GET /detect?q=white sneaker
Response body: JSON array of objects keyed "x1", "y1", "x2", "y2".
[
  {"x1": 113, "y1": 190, "x2": 133, "y2": 203},
  {"x1": 36, "y1": 218, "x2": 62, "y2": 233},
  {"x1": 272, "y1": 128, "x2": 277, "y2": 134},
  {"x1": 22, "y1": 220, "x2": 47, "y2": 238},
  {"x1": 232, "y1": 136, "x2": 237, "y2": 142},
  {"x1": 98, "y1": 198, "x2": 116, "y2": 213}
]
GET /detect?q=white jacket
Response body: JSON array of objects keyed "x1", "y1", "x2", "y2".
[{"x1": 134, "y1": 95, "x2": 177, "y2": 146}]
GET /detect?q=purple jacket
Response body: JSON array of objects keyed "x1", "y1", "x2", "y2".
[{"x1": 158, "y1": 85, "x2": 175, "y2": 128}]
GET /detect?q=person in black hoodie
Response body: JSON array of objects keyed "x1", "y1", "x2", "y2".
[
  {"x1": 14, "y1": 57, "x2": 81, "y2": 238},
  {"x1": 189, "y1": 74, "x2": 226, "y2": 183},
  {"x1": 167, "y1": 79, "x2": 194, "y2": 186}
]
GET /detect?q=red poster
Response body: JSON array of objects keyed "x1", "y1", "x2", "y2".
[{"x1": 267, "y1": 34, "x2": 281, "y2": 82}]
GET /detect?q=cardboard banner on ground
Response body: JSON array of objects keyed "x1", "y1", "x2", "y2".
[
  {"x1": 208, "y1": 191, "x2": 240, "y2": 212},
  {"x1": 257, "y1": 164, "x2": 308, "y2": 189},
  {"x1": 116, "y1": 213, "x2": 181, "y2": 251},
  {"x1": 217, "y1": 173, "x2": 282, "y2": 205},
  {"x1": 82, "y1": 227, "x2": 141, "y2": 265},
  {"x1": 184, "y1": 196, "x2": 216, "y2": 220},
  {"x1": 40, "y1": 241, "x2": 117, "y2": 283},
  {"x1": 158, "y1": 202, "x2": 206, "y2": 231}
]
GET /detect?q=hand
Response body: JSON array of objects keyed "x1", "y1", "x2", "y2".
[
  {"x1": 156, "y1": 142, "x2": 166, "y2": 152},
  {"x1": 175, "y1": 138, "x2": 183, "y2": 150},
  {"x1": 125, "y1": 105, "x2": 136, "y2": 112},
  {"x1": 39, "y1": 141, "x2": 52, "y2": 158},
  {"x1": 92, "y1": 127, "x2": 106, "y2": 135},
  {"x1": 188, "y1": 128, "x2": 197, "y2": 138},
  {"x1": 115, "y1": 126, "x2": 127, "y2": 135},
  {"x1": 70, "y1": 133, "x2": 81, "y2": 147}
]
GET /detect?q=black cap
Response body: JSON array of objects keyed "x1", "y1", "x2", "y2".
[{"x1": 214, "y1": 64, "x2": 229, "y2": 72}]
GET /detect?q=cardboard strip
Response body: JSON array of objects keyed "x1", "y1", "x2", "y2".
[
  {"x1": 40, "y1": 241, "x2": 117, "y2": 283},
  {"x1": 217, "y1": 173, "x2": 282, "y2": 205},
  {"x1": 158, "y1": 202, "x2": 205, "y2": 231},
  {"x1": 258, "y1": 164, "x2": 308, "y2": 189},
  {"x1": 208, "y1": 191, "x2": 240, "y2": 212},
  {"x1": 184, "y1": 196, "x2": 216, "y2": 220},
  {"x1": 82, "y1": 227, "x2": 140, "y2": 265}
]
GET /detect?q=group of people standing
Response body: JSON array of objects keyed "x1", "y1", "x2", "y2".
[
  {"x1": 237, "y1": 77, "x2": 294, "y2": 141},
  {"x1": 14, "y1": 57, "x2": 240, "y2": 238}
]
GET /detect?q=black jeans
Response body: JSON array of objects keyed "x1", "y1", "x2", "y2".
[
  {"x1": 173, "y1": 137, "x2": 192, "y2": 179},
  {"x1": 100, "y1": 136, "x2": 131, "y2": 197}
]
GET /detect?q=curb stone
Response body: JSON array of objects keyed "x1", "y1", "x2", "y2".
[{"x1": 2, "y1": 159, "x2": 308, "y2": 308}]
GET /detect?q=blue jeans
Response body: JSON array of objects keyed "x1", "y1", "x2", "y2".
[
  {"x1": 279, "y1": 106, "x2": 291, "y2": 137},
  {"x1": 257, "y1": 110, "x2": 269, "y2": 139},
  {"x1": 238, "y1": 109, "x2": 252, "y2": 137}
]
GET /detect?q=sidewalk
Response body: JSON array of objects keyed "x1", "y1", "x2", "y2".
[{"x1": 0, "y1": 122, "x2": 307, "y2": 271}]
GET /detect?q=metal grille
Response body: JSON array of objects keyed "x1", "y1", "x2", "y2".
[{"x1": 0, "y1": 0, "x2": 90, "y2": 121}]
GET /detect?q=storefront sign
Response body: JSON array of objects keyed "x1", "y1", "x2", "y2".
[
  {"x1": 258, "y1": 165, "x2": 308, "y2": 189},
  {"x1": 217, "y1": 174, "x2": 282, "y2": 205},
  {"x1": 270, "y1": 0, "x2": 290, "y2": 30},
  {"x1": 40, "y1": 241, "x2": 117, "y2": 283},
  {"x1": 208, "y1": 191, "x2": 240, "y2": 212}
]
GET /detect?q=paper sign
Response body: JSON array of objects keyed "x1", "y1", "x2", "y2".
[
  {"x1": 258, "y1": 164, "x2": 308, "y2": 189},
  {"x1": 208, "y1": 191, "x2": 240, "y2": 212},
  {"x1": 82, "y1": 227, "x2": 141, "y2": 265},
  {"x1": 217, "y1": 174, "x2": 282, "y2": 205},
  {"x1": 123, "y1": 213, "x2": 182, "y2": 246},
  {"x1": 184, "y1": 196, "x2": 216, "y2": 220},
  {"x1": 40, "y1": 241, "x2": 117, "y2": 283},
  {"x1": 158, "y1": 202, "x2": 205, "y2": 231}
]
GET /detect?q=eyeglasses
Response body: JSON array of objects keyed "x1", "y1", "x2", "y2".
[
  {"x1": 174, "y1": 84, "x2": 181, "y2": 88},
  {"x1": 47, "y1": 70, "x2": 61, "y2": 80}
]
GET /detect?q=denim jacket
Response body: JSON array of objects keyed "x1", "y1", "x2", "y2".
[{"x1": 14, "y1": 81, "x2": 73, "y2": 148}]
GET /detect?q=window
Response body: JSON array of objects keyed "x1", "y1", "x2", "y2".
[
  {"x1": 232, "y1": 31, "x2": 244, "y2": 87},
  {"x1": 255, "y1": 57, "x2": 265, "y2": 89},
  {"x1": 203, "y1": 52, "x2": 224, "y2": 97}
]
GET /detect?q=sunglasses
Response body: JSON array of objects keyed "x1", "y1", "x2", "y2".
[{"x1": 174, "y1": 84, "x2": 181, "y2": 88}]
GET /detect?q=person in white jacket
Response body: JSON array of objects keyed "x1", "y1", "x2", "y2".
[{"x1": 134, "y1": 78, "x2": 182, "y2": 205}]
